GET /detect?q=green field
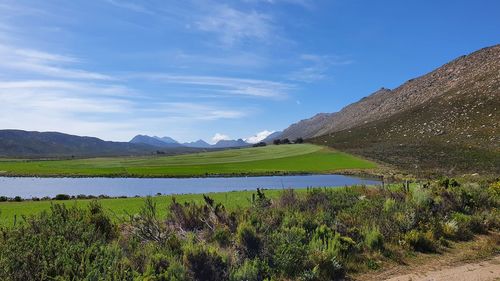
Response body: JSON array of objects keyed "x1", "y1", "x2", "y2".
[
  {"x1": 0, "y1": 144, "x2": 376, "y2": 177},
  {"x1": 0, "y1": 188, "x2": 315, "y2": 226}
]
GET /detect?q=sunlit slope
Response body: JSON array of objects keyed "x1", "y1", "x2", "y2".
[{"x1": 0, "y1": 144, "x2": 376, "y2": 177}]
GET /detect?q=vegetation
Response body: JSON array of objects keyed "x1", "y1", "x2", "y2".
[
  {"x1": 0, "y1": 178, "x2": 498, "y2": 280},
  {"x1": 0, "y1": 144, "x2": 376, "y2": 177}
]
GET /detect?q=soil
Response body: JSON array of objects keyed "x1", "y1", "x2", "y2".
[{"x1": 353, "y1": 232, "x2": 500, "y2": 281}]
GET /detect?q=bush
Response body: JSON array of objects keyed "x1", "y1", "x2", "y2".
[
  {"x1": 308, "y1": 230, "x2": 346, "y2": 281},
  {"x1": 0, "y1": 204, "x2": 132, "y2": 280},
  {"x1": 252, "y1": 142, "x2": 266, "y2": 147},
  {"x1": 212, "y1": 226, "x2": 231, "y2": 247},
  {"x1": 272, "y1": 227, "x2": 308, "y2": 277},
  {"x1": 54, "y1": 194, "x2": 71, "y2": 200},
  {"x1": 230, "y1": 259, "x2": 264, "y2": 281},
  {"x1": 236, "y1": 222, "x2": 261, "y2": 258},
  {"x1": 0, "y1": 196, "x2": 7, "y2": 202},
  {"x1": 364, "y1": 227, "x2": 384, "y2": 251},
  {"x1": 183, "y1": 244, "x2": 228, "y2": 281},
  {"x1": 404, "y1": 230, "x2": 436, "y2": 253}
]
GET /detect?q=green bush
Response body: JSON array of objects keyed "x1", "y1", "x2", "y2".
[
  {"x1": 404, "y1": 230, "x2": 436, "y2": 253},
  {"x1": 272, "y1": 227, "x2": 308, "y2": 278},
  {"x1": 236, "y1": 222, "x2": 261, "y2": 258},
  {"x1": 183, "y1": 244, "x2": 228, "y2": 281},
  {"x1": 230, "y1": 259, "x2": 264, "y2": 281},
  {"x1": 364, "y1": 227, "x2": 384, "y2": 251},
  {"x1": 0, "y1": 204, "x2": 133, "y2": 280},
  {"x1": 54, "y1": 194, "x2": 71, "y2": 200}
]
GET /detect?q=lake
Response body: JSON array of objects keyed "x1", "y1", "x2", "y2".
[{"x1": 0, "y1": 175, "x2": 381, "y2": 199}]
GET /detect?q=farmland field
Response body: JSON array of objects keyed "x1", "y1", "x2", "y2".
[{"x1": 0, "y1": 144, "x2": 377, "y2": 177}]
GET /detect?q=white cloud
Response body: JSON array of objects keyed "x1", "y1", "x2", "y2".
[
  {"x1": 155, "y1": 102, "x2": 247, "y2": 121},
  {"x1": 245, "y1": 130, "x2": 275, "y2": 143},
  {"x1": 141, "y1": 73, "x2": 292, "y2": 99},
  {"x1": 288, "y1": 54, "x2": 353, "y2": 83},
  {"x1": 106, "y1": 0, "x2": 154, "y2": 14},
  {"x1": 0, "y1": 44, "x2": 113, "y2": 80},
  {"x1": 196, "y1": 4, "x2": 273, "y2": 45},
  {"x1": 211, "y1": 133, "x2": 230, "y2": 144}
]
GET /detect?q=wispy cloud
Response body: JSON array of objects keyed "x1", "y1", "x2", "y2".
[
  {"x1": 246, "y1": 0, "x2": 315, "y2": 9},
  {"x1": 105, "y1": 0, "x2": 154, "y2": 14},
  {"x1": 154, "y1": 102, "x2": 247, "y2": 121},
  {"x1": 288, "y1": 54, "x2": 353, "y2": 82},
  {"x1": 195, "y1": 4, "x2": 274, "y2": 45},
  {"x1": 140, "y1": 74, "x2": 292, "y2": 99},
  {"x1": 0, "y1": 44, "x2": 113, "y2": 80}
]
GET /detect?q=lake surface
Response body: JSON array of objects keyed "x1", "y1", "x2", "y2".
[{"x1": 0, "y1": 175, "x2": 381, "y2": 198}]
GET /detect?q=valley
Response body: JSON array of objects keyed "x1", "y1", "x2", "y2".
[{"x1": 0, "y1": 144, "x2": 377, "y2": 177}]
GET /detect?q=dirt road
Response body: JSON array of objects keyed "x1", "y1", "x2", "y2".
[{"x1": 385, "y1": 255, "x2": 500, "y2": 281}]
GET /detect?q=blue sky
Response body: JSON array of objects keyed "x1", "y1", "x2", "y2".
[{"x1": 0, "y1": 0, "x2": 498, "y2": 143}]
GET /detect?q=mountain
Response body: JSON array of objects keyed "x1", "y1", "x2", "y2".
[
  {"x1": 212, "y1": 139, "x2": 249, "y2": 148},
  {"x1": 282, "y1": 45, "x2": 500, "y2": 175},
  {"x1": 130, "y1": 135, "x2": 182, "y2": 148},
  {"x1": 261, "y1": 131, "x2": 283, "y2": 143},
  {"x1": 0, "y1": 130, "x2": 158, "y2": 157},
  {"x1": 183, "y1": 139, "x2": 212, "y2": 148},
  {"x1": 153, "y1": 136, "x2": 178, "y2": 144}
]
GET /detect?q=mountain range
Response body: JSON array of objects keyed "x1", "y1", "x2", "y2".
[
  {"x1": 0, "y1": 45, "x2": 497, "y2": 175},
  {"x1": 0, "y1": 130, "x2": 160, "y2": 157},
  {"x1": 128, "y1": 135, "x2": 250, "y2": 149},
  {"x1": 279, "y1": 44, "x2": 500, "y2": 175}
]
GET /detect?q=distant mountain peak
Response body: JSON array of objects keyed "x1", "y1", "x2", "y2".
[{"x1": 130, "y1": 135, "x2": 182, "y2": 148}]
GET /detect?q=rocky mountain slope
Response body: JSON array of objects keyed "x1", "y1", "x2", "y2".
[
  {"x1": 284, "y1": 45, "x2": 500, "y2": 175},
  {"x1": 281, "y1": 45, "x2": 499, "y2": 140}
]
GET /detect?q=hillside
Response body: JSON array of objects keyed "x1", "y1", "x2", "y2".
[
  {"x1": 0, "y1": 130, "x2": 193, "y2": 158},
  {"x1": 283, "y1": 45, "x2": 500, "y2": 175}
]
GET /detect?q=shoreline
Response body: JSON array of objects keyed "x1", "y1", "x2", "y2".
[{"x1": 0, "y1": 169, "x2": 383, "y2": 180}]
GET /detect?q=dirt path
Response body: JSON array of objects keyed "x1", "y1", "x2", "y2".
[
  {"x1": 354, "y1": 232, "x2": 500, "y2": 281},
  {"x1": 385, "y1": 256, "x2": 500, "y2": 281}
]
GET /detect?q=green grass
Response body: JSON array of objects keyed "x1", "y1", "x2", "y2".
[
  {"x1": 0, "y1": 144, "x2": 376, "y2": 177},
  {"x1": 0, "y1": 188, "x2": 315, "y2": 227}
]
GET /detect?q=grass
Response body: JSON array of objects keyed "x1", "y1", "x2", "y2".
[
  {"x1": 0, "y1": 188, "x2": 317, "y2": 227},
  {"x1": 0, "y1": 144, "x2": 376, "y2": 177}
]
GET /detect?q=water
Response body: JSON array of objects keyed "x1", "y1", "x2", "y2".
[{"x1": 0, "y1": 175, "x2": 381, "y2": 199}]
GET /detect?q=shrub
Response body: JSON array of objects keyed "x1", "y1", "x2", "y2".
[
  {"x1": 230, "y1": 259, "x2": 264, "y2": 281},
  {"x1": 0, "y1": 204, "x2": 132, "y2": 280},
  {"x1": 54, "y1": 194, "x2": 71, "y2": 200},
  {"x1": 404, "y1": 230, "x2": 436, "y2": 253},
  {"x1": 364, "y1": 227, "x2": 384, "y2": 251},
  {"x1": 236, "y1": 222, "x2": 261, "y2": 258},
  {"x1": 212, "y1": 226, "x2": 231, "y2": 247},
  {"x1": 308, "y1": 230, "x2": 346, "y2": 281},
  {"x1": 13, "y1": 196, "x2": 22, "y2": 202},
  {"x1": 0, "y1": 196, "x2": 7, "y2": 202},
  {"x1": 252, "y1": 142, "x2": 267, "y2": 147},
  {"x1": 183, "y1": 244, "x2": 228, "y2": 281},
  {"x1": 272, "y1": 227, "x2": 308, "y2": 277}
]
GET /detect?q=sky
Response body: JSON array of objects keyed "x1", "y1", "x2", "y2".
[{"x1": 0, "y1": 0, "x2": 498, "y2": 143}]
